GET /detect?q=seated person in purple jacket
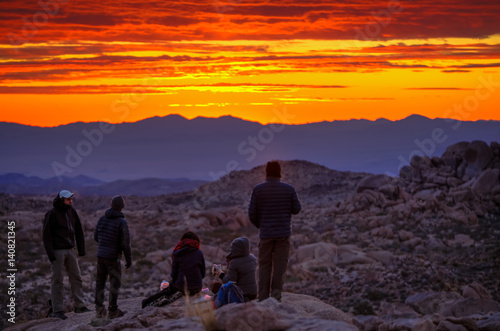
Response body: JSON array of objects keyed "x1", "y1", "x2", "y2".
[
  {"x1": 142, "y1": 231, "x2": 205, "y2": 308},
  {"x1": 213, "y1": 237, "x2": 257, "y2": 301}
]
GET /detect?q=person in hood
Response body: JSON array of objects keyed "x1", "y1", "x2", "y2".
[
  {"x1": 141, "y1": 231, "x2": 205, "y2": 308},
  {"x1": 94, "y1": 195, "x2": 132, "y2": 319},
  {"x1": 43, "y1": 190, "x2": 89, "y2": 320},
  {"x1": 213, "y1": 237, "x2": 257, "y2": 301}
]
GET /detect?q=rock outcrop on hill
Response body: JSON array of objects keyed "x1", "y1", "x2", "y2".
[{"x1": 1, "y1": 140, "x2": 499, "y2": 330}]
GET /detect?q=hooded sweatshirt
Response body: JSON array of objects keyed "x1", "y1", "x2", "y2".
[
  {"x1": 43, "y1": 195, "x2": 85, "y2": 262},
  {"x1": 94, "y1": 208, "x2": 132, "y2": 265},
  {"x1": 171, "y1": 240, "x2": 206, "y2": 294},
  {"x1": 223, "y1": 237, "x2": 257, "y2": 297}
]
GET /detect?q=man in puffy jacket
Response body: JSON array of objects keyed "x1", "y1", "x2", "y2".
[
  {"x1": 43, "y1": 190, "x2": 89, "y2": 320},
  {"x1": 248, "y1": 161, "x2": 301, "y2": 301},
  {"x1": 94, "y1": 195, "x2": 132, "y2": 319}
]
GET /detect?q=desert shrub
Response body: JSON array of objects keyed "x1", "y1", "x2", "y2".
[
  {"x1": 352, "y1": 300, "x2": 375, "y2": 315},
  {"x1": 365, "y1": 289, "x2": 389, "y2": 301}
]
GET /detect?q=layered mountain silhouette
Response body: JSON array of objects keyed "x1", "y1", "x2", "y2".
[
  {"x1": 0, "y1": 173, "x2": 207, "y2": 196},
  {"x1": 0, "y1": 114, "x2": 499, "y2": 182}
]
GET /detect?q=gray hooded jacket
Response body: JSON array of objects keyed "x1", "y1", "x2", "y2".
[{"x1": 222, "y1": 237, "x2": 257, "y2": 297}]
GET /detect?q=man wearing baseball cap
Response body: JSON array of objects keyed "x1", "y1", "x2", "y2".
[{"x1": 43, "y1": 190, "x2": 89, "y2": 319}]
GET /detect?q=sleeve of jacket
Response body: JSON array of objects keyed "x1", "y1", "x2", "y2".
[
  {"x1": 200, "y1": 251, "x2": 206, "y2": 279},
  {"x1": 248, "y1": 189, "x2": 259, "y2": 228},
  {"x1": 73, "y1": 210, "x2": 86, "y2": 256},
  {"x1": 170, "y1": 255, "x2": 178, "y2": 285},
  {"x1": 291, "y1": 188, "x2": 301, "y2": 215},
  {"x1": 94, "y1": 219, "x2": 99, "y2": 243},
  {"x1": 222, "y1": 260, "x2": 238, "y2": 284},
  {"x1": 42, "y1": 211, "x2": 56, "y2": 262},
  {"x1": 120, "y1": 220, "x2": 132, "y2": 265}
]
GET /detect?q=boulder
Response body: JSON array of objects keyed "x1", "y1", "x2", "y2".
[
  {"x1": 356, "y1": 174, "x2": 392, "y2": 193},
  {"x1": 451, "y1": 234, "x2": 474, "y2": 247},
  {"x1": 378, "y1": 184, "x2": 400, "y2": 200},
  {"x1": 442, "y1": 298, "x2": 500, "y2": 318},
  {"x1": 475, "y1": 311, "x2": 500, "y2": 330},
  {"x1": 353, "y1": 315, "x2": 384, "y2": 330},
  {"x1": 405, "y1": 292, "x2": 463, "y2": 315},
  {"x1": 336, "y1": 245, "x2": 375, "y2": 264},
  {"x1": 382, "y1": 317, "x2": 436, "y2": 331},
  {"x1": 471, "y1": 168, "x2": 500, "y2": 194},
  {"x1": 464, "y1": 140, "x2": 494, "y2": 178},
  {"x1": 215, "y1": 295, "x2": 357, "y2": 331},
  {"x1": 282, "y1": 292, "x2": 353, "y2": 324},
  {"x1": 202, "y1": 245, "x2": 228, "y2": 263},
  {"x1": 365, "y1": 251, "x2": 395, "y2": 265},
  {"x1": 295, "y1": 242, "x2": 337, "y2": 264},
  {"x1": 435, "y1": 320, "x2": 470, "y2": 331},
  {"x1": 398, "y1": 230, "x2": 415, "y2": 242},
  {"x1": 442, "y1": 142, "x2": 469, "y2": 162},
  {"x1": 461, "y1": 283, "x2": 491, "y2": 300}
]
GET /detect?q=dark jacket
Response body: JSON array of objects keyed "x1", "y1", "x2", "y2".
[
  {"x1": 248, "y1": 177, "x2": 301, "y2": 239},
  {"x1": 222, "y1": 237, "x2": 257, "y2": 297},
  {"x1": 43, "y1": 195, "x2": 85, "y2": 262},
  {"x1": 94, "y1": 208, "x2": 132, "y2": 265},
  {"x1": 171, "y1": 245, "x2": 206, "y2": 293}
]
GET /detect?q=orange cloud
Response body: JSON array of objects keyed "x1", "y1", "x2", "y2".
[{"x1": 0, "y1": 0, "x2": 499, "y2": 126}]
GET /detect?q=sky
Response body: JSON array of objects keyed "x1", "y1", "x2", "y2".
[{"x1": 1, "y1": 0, "x2": 499, "y2": 127}]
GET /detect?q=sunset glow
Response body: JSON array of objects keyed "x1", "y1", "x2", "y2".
[{"x1": 1, "y1": 0, "x2": 499, "y2": 126}]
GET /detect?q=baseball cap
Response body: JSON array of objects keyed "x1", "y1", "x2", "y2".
[{"x1": 59, "y1": 190, "x2": 75, "y2": 199}]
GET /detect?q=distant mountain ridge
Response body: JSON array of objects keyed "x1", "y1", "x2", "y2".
[
  {"x1": 0, "y1": 173, "x2": 208, "y2": 196},
  {"x1": 0, "y1": 114, "x2": 499, "y2": 181}
]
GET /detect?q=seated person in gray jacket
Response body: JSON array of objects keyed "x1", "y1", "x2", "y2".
[{"x1": 213, "y1": 237, "x2": 257, "y2": 301}]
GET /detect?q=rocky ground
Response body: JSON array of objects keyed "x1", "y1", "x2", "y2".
[{"x1": 1, "y1": 140, "x2": 500, "y2": 330}]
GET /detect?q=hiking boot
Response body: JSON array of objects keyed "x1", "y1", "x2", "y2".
[
  {"x1": 74, "y1": 306, "x2": 91, "y2": 313},
  {"x1": 108, "y1": 308, "x2": 126, "y2": 319},
  {"x1": 141, "y1": 298, "x2": 151, "y2": 309},
  {"x1": 49, "y1": 311, "x2": 68, "y2": 320},
  {"x1": 95, "y1": 306, "x2": 107, "y2": 319}
]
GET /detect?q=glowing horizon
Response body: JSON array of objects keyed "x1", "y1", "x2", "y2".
[{"x1": 1, "y1": 0, "x2": 499, "y2": 127}]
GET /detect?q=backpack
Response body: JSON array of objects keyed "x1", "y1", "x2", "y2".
[{"x1": 214, "y1": 281, "x2": 245, "y2": 308}]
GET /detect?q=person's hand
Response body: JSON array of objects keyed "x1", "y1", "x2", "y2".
[
  {"x1": 125, "y1": 261, "x2": 132, "y2": 269},
  {"x1": 212, "y1": 264, "x2": 222, "y2": 277}
]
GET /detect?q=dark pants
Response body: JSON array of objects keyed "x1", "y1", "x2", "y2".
[
  {"x1": 244, "y1": 293, "x2": 257, "y2": 302},
  {"x1": 141, "y1": 285, "x2": 188, "y2": 308},
  {"x1": 95, "y1": 257, "x2": 122, "y2": 311},
  {"x1": 258, "y1": 237, "x2": 290, "y2": 301}
]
